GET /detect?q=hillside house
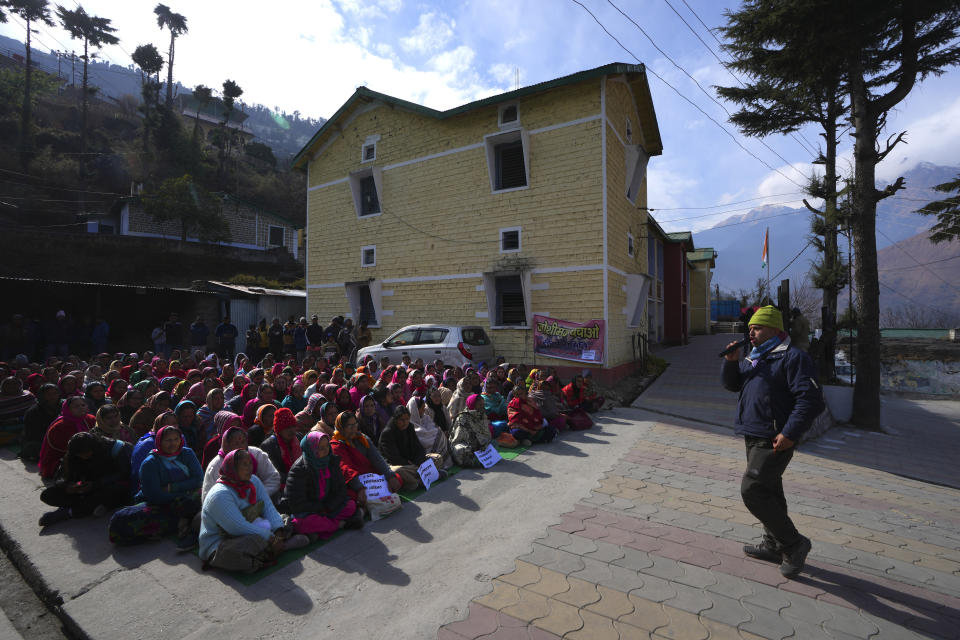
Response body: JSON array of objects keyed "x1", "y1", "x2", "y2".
[
  {"x1": 89, "y1": 194, "x2": 303, "y2": 262},
  {"x1": 294, "y1": 63, "x2": 714, "y2": 380}
]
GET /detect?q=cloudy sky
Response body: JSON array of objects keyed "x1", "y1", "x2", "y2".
[{"x1": 2, "y1": 0, "x2": 958, "y2": 231}]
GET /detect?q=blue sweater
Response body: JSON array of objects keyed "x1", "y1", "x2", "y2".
[
  {"x1": 721, "y1": 341, "x2": 824, "y2": 441},
  {"x1": 136, "y1": 448, "x2": 203, "y2": 504},
  {"x1": 129, "y1": 433, "x2": 156, "y2": 495},
  {"x1": 198, "y1": 476, "x2": 284, "y2": 561}
]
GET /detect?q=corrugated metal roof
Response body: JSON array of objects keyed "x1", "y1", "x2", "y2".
[
  {"x1": 0, "y1": 276, "x2": 203, "y2": 294},
  {"x1": 687, "y1": 248, "x2": 717, "y2": 262},
  {"x1": 205, "y1": 280, "x2": 306, "y2": 298}
]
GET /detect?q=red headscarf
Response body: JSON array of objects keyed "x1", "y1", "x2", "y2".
[
  {"x1": 151, "y1": 425, "x2": 184, "y2": 458},
  {"x1": 107, "y1": 379, "x2": 128, "y2": 403},
  {"x1": 217, "y1": 449, "x2": 257, "y2": 505},
  {"x1": 273, "y1": 408, "x2": 302, "y2": 471}
]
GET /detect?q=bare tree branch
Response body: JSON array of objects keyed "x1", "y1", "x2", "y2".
[
  {"x1": 877, "y1": 176, "x2": 906, "y2": 201},
  {"x1": 803, "y1": 199, "x2": 825, "y2": 216},
  {"x1": 876, "y1": 131, "x2": 907, "y2": 163}
]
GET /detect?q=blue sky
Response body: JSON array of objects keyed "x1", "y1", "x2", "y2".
[{"x1": 2, "y1": 0, "x2": 958, "y2": 231}]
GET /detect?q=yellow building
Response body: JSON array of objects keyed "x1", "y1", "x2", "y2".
[
  {"x1": 687, "y1": 248, "x2": 717, "y2": 335},
  {"x1": 294, "y1": 63, "x2": 690, "y2": 381}
]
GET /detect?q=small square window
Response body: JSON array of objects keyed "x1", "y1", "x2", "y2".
[
  {"x1": 625, "y1": 118, "x2": 633, "y2": 143},
  {"x1": 499, "y1": 103, "x2": 519, "y2": 127},
  {"x1": 268, "y1": 225, "x2": 284, "y2": 246},
  {"x1": 361, "y1": 245, "x2": 376, "y2": 267},
  {"x1": 500, "y1": 227, "x2": 521, "y2": 253},
  {"x1": 362, "y1": 143, "x2": 376, "y2": 162},
  {"x1": 628, "y1": 233, "x2": 634, "y2": 257}
]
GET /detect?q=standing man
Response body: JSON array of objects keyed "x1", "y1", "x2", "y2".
[
  {"x1": 721, "y1": 305, "x2": 824, "y2": 578},
  {"x1": 306, "y1": 315, "x2": 324, "y2": 353},
  {"x1": 164, "y1": 313, "x2": 184, "y2": 356},
  {"x1": 215, "y1": 316, "x2": 238, "y2": 360},
  {"x1": 190, "y1": 316, "x2": 210, "y2": 352}
]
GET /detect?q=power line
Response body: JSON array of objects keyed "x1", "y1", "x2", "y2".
[
  {"x1": 878, "y1": 280, "x2": 959, "y2": 315},
  {"x1": 604, "y1": 0, "x2": 809, "y2": 186},
  {"x1": 657, "y1": 198, "x2": 808, "y2": 223},
  {"x1": 876, "y1": 228, "x2": 960, "y2": 294},
  {"x1": 663, "y1": 0, "x2": 820, "y2": 157},
  {"x1": 569, "y1": 0, "x2": 807, "y2": 191},
  {"x1": 650, "y1": 191, "x2": 805, "y2": 211},
  {"x1": 878, "y1": 253, "x2": 960, "y2": 271}
]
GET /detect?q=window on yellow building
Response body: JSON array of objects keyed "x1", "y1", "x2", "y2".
[
  {"x1": 499, "y1": 103, "x2": 519, "y2": 128},
  {"x1": 628, "y1": 232, "x2": 634, "y2": 257},
  {"x1": 349, "y1": 167, "x2": 383, "y2": 218},
  {"x1": 361, "y1": 245, "x2": 376, "y2": 267},
  {"x1": 485, "y1": 129, "x2": 530, "y2": 193},
  {"x1": 500, "y1": 227, "x2": 521, "y2": 253},
  {"x1": 268, "y1": 225, "x2": 284, "y2": 246},
  {"x1": 495, "y1": 275, "x2": 526, "y2": 326}
]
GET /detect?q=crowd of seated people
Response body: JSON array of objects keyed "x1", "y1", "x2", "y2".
[{"x1": 0, "y1": 322, "x2": 606, "y2": 574}]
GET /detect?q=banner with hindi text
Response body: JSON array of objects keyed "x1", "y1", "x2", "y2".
[{"x1": 532, "y1": 315, "x2": 605, "y2": 364}]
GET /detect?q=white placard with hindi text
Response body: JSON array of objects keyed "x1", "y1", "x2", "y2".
[
  {"x1": 358, "y1": 473, "x2": 391, "y2": 500},
  {"x1": 474, "y1": 443, "x2": 502, "y2": 469},
  {"x1": 417, "y1": 458, "x2": 440, "y2": 490}
]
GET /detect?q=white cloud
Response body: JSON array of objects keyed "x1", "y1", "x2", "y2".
[
  {"x1": 400, "y1": 11, "x2": 455, "y2": 54},
  {"x1": 428, "y1": 45, "x2": 474, "y2": 75},
  {"x1": 336, "y1": 0, "x2": 403, "y2": 19},
  {"x1": 875, "y1": 96, "x2": 960, "y2": 182}
]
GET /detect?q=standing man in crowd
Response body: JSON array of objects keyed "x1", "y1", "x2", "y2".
[
  {"x1": 190, "y1": 316, "x2": 210, "y2": 352},
  {"x1": 215, "y1": 316, "x2": 238, "y2": 360},
  {"x1": 164, "y1": 313, "x2": 184, "y2": 355},
  {"x1": 306, "y1": 315, "x2": 324, "y2": 352},
  {"x1": 721, "y1": 305, "x2": 824, "y2": 578}
]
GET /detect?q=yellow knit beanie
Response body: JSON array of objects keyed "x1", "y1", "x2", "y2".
[{"x1": 748, "y1": 305, "x2": 783, "y2": 331}]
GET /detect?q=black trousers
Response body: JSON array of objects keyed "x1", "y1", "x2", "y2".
[
  {"x1": 40, "y1": 483, "x2": 130, "y2": 518},
  {"x1": 741, "y1": 436, "x2": 802, "y2": 549}
]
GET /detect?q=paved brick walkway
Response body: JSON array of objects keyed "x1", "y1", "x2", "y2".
[{"x1": 438, "y1": 336, "x2": 960, "y2": 639}]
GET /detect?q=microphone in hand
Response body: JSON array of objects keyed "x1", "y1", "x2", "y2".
[{"x1": 718, "y1": 337, "x2": 750, "y2": 359}]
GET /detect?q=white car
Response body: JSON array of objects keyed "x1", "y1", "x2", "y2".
[{"x1": 357, "y1": 324, "x2": 495, "y2": 368}]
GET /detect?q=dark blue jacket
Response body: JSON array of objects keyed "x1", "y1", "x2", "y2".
[
  {"x1": 721, "y1": 340, "x2": 824, "y2": 441},
  {"x1": 136, "y1": 447, "x2": 203, "y2": 504}
]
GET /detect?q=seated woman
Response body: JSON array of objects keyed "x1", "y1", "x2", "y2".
[
  {"x1": 482, "y1": 379, "x2": 509, "y2": 436},
  {"x1": 0, "y1": 377, "x2": 36, "y2": 446},
  {"x1": 21, "y1": 383, "x2": 61, "y2": 463},
  {"x1": 581, "y1": 373, "x2": 605, "y2": 412},
  {"x1": 334, "y1": 386, "x2": 353, "y2": 413},
  {"x1": 247, "y1": 403, "x2": 276, "y2": 448},
  {"x1": 130, "y1": 411, "x2": 178, "y2": 495},
  {"x1": 449, "y1": 394, "x2": 493, "y2": 468},
  {"x1": 507, "y1": 384, "x2": 557, "y2": 446},
  {"x1": 91, "y1": 404, "x2": 136, "y2": 444},
  {"x1": 226, "y1": 382, "x2": 257, "y2": 416},
  {"x1": 174, "y1": 400, "x2": 202, "y2": 451},
  {"x1": 347, "y1": 374, "x2": 371, "y2": 411},
  {"x1": 39, "y1": 432, "x2": 132, "y2": 527},
  {"x1": 198, "y1": 449, "x2": 308, "y2": 573},
  {"x1": 407, "y1": 396, "x2": 453, "y2": 470},
  {"x1": 378, "y1": 406, "x2": 443, "y2": 491},
  {"x1": 39, "y1": 396, "x2": 95, "y2": 479},
  {"x1": 116, "y1": 388, "x2": 144, "y2": 426},
  {"x1": 242, "y1": 383, "x2": 278, "y2": 429},
  {"x1": 106, "y1": 379, "x2": 128, "y2": 406},
  {"x1": 58, "y1": 374, "x2": 82, "y2": 400},
  {"x1": 260, "y1": 408, "x2": 300, "y2": 488},
  {"x1": 405, "y1": 369, "x2": 427, "y2": 400},
  {"x1": 281, "y1": 380, "x2": 307, "y2": 414},
  {"x1": 355, "y1": 394, "x2": 385, "y2": 444},
  {"x1": 425, "y1": 387, "x2": 450, "y2": 434},
  {"x1": 330, "y1": 411, "x2": 401, "y2": 505},
  {"x1": 313, "y1": 401, "x2": 339, "y2": 436},
  {"x1": 196, "y1": 387, "x2": 225, "y2": 443},
  {"x1": 201, "y1": 425, "x2": 281, "y2": 503},
  {"x1": 446, "y1": 373, "x2": 474, "y2": 421},
  {"x1": 202, "y1": 411, "x2": 244, "y2": 470},
  {"x1": 528, "y1": 378, "x2": 568, "y2": 433},
  {"x1": 83, "y1": 381, "x2": 111, "y2": 416},
  {"x1": 280, "y1": 432, "x2": 362, "y2": 538},
  {"x1": 108, "y1": 425, "x2": 203, "y2": 549}
]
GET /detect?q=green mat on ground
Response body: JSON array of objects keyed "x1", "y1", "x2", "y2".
[
  {"x1": 229, "y1": 529, "x2": 346, "y2": 586},
  {"x1": 214, "y1": 443, "x2": 533, "y2": 584}
]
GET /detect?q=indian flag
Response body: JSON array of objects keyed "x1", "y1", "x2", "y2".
[{"x1": 761, "y1": 228, "x2": 769, "y2": 269}]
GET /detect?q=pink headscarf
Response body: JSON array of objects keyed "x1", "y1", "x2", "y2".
[{"x1": 466, "y1": 394, "x2": 483, "y2": 411}]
